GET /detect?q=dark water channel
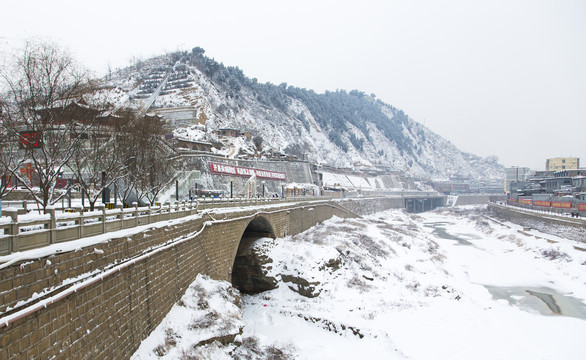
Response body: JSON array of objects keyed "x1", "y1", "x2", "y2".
[
  {"x1": 426, "y1": 220, "x2": 586, "y2": 320},
  {"x1": 424, "y1": 221, "x2": 479, "y2": 245},
  {"x1": 484, "y1": 285, "x2": 586, "y2": 320}
]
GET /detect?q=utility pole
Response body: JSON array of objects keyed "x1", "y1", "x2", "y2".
[
  {"x1": 175, "y1": 180, "x2": 179, "y2": 201},
  {"x1": 67, "y1": 179, "x2": 72, "y2": 208}
]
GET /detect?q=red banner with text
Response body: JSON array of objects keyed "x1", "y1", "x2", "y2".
[
  {"x1": 552, "y1": 202, "x2": 572, "y2": 209},
  {"x1": 210, "y1": 162, "x2": 286, "y2": 181}
]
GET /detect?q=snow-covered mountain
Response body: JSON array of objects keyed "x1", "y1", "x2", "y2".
[{"x1": 98, "y1": 48, "x2": 503, "y2": 180}]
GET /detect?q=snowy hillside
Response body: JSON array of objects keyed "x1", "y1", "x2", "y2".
[{"x1": 98, "y1": 49, "x2": 503, "y2": 180}]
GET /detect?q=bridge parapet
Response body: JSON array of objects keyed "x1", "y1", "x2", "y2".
[
  {"x1": 0, "y1": 200, "x2": 350, "y2": 316},
  {"x1": 0, "y1": 197, "x2": 335, "y2": 257},
  {"x1": 0, "y1": 195, "x2": 440, "y2": 359}
]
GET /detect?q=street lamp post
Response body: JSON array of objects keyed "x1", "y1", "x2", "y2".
[{"x1": 175, "y1": 179, "x2": 179, "y2": 201}]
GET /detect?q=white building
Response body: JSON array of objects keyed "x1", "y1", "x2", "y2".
[{"x1": 504, "y1": 167, "x2": 533, "y2": 193}]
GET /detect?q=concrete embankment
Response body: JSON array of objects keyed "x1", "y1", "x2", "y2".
[
  {"x1": 453, "y1": 194, "x2": 506, "y2": 206},
  {"x1": 488, "y1": 203, "x2": 585, "y2": 243}
]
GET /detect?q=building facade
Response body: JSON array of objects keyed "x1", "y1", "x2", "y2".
[
  {"x1": 545, "y1": 157, "x2": 580, "y2": 171},
  {"x1": 505, "y1": 167, "x2": 532, "y2": 193}
]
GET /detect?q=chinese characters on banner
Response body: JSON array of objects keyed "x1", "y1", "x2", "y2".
[
  {"x1": 210, "y1": 162, "x2": 286, "y2": 181},
  {"x1": 552, "y1": 202, "x2": 572, "y2": 209}
]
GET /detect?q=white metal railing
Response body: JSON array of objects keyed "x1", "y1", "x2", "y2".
[
  {"x1": 0, "y1": 196, "x2": 327, "y2": 256},
  {"x1": 0, "y1": 192, "x2": 445, "y2": 256}
]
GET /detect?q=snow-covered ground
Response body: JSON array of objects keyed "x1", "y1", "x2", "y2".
[
  {"x1": 132, "y1": 206, "x2": 586, "y2": 359},
  {"x1": 320, "y1": 171, "x2": 400, "y2": 191}
]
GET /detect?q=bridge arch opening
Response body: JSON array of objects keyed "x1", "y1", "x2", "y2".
[{"x1": 231, "y1": 216, "x2": 277, "y2": 294}]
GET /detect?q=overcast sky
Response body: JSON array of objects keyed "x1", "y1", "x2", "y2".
[{"x1": 1, "y1": 0, "x2": 584, "y2": 170}]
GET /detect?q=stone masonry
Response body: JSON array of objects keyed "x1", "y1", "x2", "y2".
[{"x1": 0, "y1": 198, "x2": 402, "y2": 359}]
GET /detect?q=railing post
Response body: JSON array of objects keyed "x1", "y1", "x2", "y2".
[
  {"x1": 132, "y1": 202, "x2": 139, "y2": 226},
  {"x1": 164, "y1": 201, "x2": 170, "y2": 221},
  {"x1": 6, "y1": 208, "x2": 19, "y2": 236},
  {"x1": 116, "y1": 204, "x2": 124, "y2": 229},
  {"x1": 44, "y1": 206, "x2": 56, "y2": 244},
  {"x1": 75, "y1": 206, "x2": 84, "y2": 238},
  {"x1": 6, "y1": 209, "x2": 18, "y2": 253},
  {"x1": 96, "y1": 204, "x2": 106, "y2": 234}
]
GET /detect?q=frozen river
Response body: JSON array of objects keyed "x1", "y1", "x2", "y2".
[
  {"x1": 133, "y1": 206, "x2": 586, "y2": 359},
  {"x1": 239, "y1": 207, "x2": 586, "y2": 359},
  {"x1": 425, "y1": 218, "x2": 586, "y2": 320}
]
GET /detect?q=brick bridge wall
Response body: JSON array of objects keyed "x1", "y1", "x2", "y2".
[{"x1": 0, "y1": 198, "x2": 400, "y2": 359}]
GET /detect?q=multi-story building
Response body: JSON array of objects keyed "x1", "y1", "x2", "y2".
[
  {"x1": 504, "y1": 167, "x2": 532, "y2": 194},
  {"x1": 572, "y1": 175, "x2": 586, "y2": 193},
  {"x1": 545, "y1": 157, "x2": 580, "y2": 171}
]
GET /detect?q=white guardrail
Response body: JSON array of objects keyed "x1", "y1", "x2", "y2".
[
  {"x1": 0, "y1": 196, "x2": 325, "y2": 256},
  {"x1": 0, "y1": 192, "x2": 444, "y2": 256}
]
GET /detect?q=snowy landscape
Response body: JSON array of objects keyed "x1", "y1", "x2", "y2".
[
  {"x1": 131, "y1": 206, "x2": 586, "y2": 359},
  {"x1": 95, "y1": 50, "x2": 504, "y2": 181},
  {"x1": 1, "y1": 4, "x2": 584, "y2": 359}
]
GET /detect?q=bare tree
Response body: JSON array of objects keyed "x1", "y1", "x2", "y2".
[
  {"x1": 0, "y1": 99, "x2": 18, "y2": 200},
  {"x1": 123, "y1": 115, "x2": 178, "y2": 206},
  {"x1": 0, "y1": 40, "x2": 94, "y2": 210},
  {"x1": 67, "y1": 110, "x2": 133, "y2": 210}
]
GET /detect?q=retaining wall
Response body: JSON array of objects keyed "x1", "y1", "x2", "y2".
[
  {"x1": 454, "y1": 194, "x2": 506, "y2": 206},
  {"x1": 0, "y1": 199, "x2": 357, "y2": 359},
  {"x1": 488, "y1": 203, "x2": 585, "y2": 243},
  {"x1": 337, "y1": 196, "x2": 404, "y2": 215}
]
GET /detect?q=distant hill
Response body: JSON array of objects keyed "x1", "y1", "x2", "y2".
[{"x1": 98, "y1": 47, "x2": 503, "y2": 180}]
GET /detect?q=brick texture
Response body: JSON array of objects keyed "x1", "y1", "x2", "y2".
[{"x1": 0, "y1": 198, "x2": 398, "y2": 359}]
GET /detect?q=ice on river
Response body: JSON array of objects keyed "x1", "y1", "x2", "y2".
[{"x1": 133, "y1": 206, "x2": 586, "y2": 359}]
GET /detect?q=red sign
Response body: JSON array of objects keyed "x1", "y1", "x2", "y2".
[
  {"x1": 19, "y1": 131, "x2": 42, "y2": 148},
  {"x1": 552, "y1": 202, "x2": 572, "y2": 209},
  {"x1": 210, "y1": 162, "x2": 286, "y2": 181},
  {"x1": 20, "y1": 163, "x2": 33, "y2": 185},
  {"x1": 534, "y1": 201, "x2": 551, "y2": 207},
  {"x1": 579, "y1": 204, "x2": 586, "y2": 211},
  {"x1": 519, "y1": 199, "x2": 532, "y2": 205}
]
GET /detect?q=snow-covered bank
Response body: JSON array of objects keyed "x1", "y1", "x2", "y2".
[
  {"x1": 132, "y1": 206, "x2": 586, "y2": 359},
  {"x1": 131, "y1": 274, "x2": 296, "y2": 360}
]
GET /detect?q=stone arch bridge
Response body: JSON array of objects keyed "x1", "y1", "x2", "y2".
[{"x1": 0, "y1": 195, "x2": 443, "y2": 359}]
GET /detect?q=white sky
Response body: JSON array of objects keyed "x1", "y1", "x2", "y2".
[{"x1": 1, "y1": 0, "x2": 584, "y2": 170}]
